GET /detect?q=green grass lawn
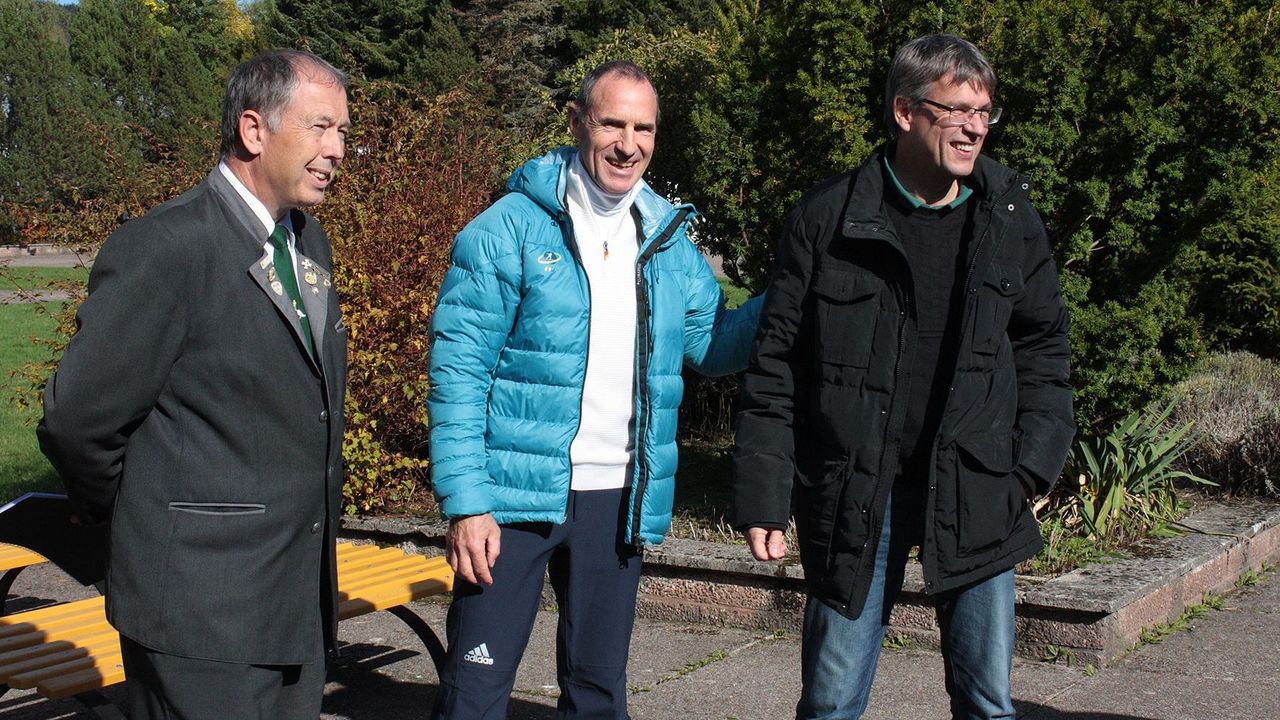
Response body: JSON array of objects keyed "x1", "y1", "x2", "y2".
[
  {"x1": 717, "y1": 277, "x2": 751, "y2": 309},
  {"x1": 0, "y1": 303, "x2": 64, "y2": 501},
  {"x1": 0, "y1": 265, "x2": 90, "y2": 292}
]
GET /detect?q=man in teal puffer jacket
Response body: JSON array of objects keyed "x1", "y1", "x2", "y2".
[{"x1": 427, "y1": 60, "x2": 761, "y2": 719}]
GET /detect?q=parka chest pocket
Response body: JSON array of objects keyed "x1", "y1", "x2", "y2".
[
  {"x1": 971, "y1": 264, "x2": 1023, "y2": 356},
  {"x1": 813, "y1": 269, "x2": 881, "y2": 367}
]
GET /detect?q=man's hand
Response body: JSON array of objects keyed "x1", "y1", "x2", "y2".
[
  {"x1": 446, "y1": 514, "x2": 501, "y2": 586},
  {"x1": 745, "y1": 526, "x2": 787, "y2": 561}
]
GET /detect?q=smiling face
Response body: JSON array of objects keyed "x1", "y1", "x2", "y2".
[
  {"x1": 238, "y1": 72, "x2": 350, "y2": 220},
  {"x1": 893, "y1": 73, "x2": 991, "y2": 196},
  {"x1": 568, "y1": 73, "x2": 658, "y2": 195}
]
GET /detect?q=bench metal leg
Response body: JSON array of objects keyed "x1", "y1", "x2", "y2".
[
  {"x1": 386, "y1": 605, "x2": 447, "y2": 675},
  {"x1": 0, "y1": 568, "x2": 25, "y2": 614},
  {"x1": 76, "y1": 690, "x2": 125, "y2": 719}
]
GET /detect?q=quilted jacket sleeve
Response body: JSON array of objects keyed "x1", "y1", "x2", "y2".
[
  {"x1": 428, "y1": 210, "x2": 523, "y2": 518},
  {"x1": 680, "y1": 241, "x2": 763, "y2": 377}
]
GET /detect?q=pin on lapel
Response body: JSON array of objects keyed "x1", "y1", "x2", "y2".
[
  {"x1": 259, "y1": 254, "x2": 271, "y2": 269},
  {"x1": 267, "y1": 265, "x2": 278, "y2": 282},
  {"x1": 301, "y1": 258, "x2": 313, "y2": 270},
  {"x1": 271, "y1": 281, "x2": 284, "y2": 296},
  {"x1": 322, "y1": 276, "x2": 331, "y2": 288},
  {"x1": 304, "y1": 271, "x2": 318, "y2": 286}
]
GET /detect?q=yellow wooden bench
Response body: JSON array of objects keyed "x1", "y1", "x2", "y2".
[
  {"x1": 0, "y1": 542, "x2": 453, "y2": 718},
  {"x1": 0, "y1": 543, "x2": 48, "y2": 614}
]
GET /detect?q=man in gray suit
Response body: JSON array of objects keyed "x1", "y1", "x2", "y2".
[{"x1": 38, "y1": 49, "x2": 350, "y2": 719}]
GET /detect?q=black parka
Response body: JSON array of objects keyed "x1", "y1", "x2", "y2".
[{"x1": 732, "y1": 147, "x2": 1075, "y2": 619}]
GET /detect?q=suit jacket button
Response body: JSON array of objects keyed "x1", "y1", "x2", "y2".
[
  {"x1": 319, "y1": 410, "x2": 329, "y2": 422},
  {"x1": 311, "y1": 522, "x2": 321, "y2": 534}
]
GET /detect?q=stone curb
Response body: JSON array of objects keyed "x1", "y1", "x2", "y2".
[{"x1": 339, "y1": 497, "x2": 1280, "y2": 665}]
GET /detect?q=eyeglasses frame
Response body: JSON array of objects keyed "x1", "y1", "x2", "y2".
[{"x1": 915, "y1": 97, "x2": 1003, "y2": 127}]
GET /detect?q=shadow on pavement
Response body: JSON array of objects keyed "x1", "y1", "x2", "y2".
[
  {"x1": 323, "y1": 642, "x2": 558, "y2": 720},
  {"x1": 1017, "y1": 700, "x2": 1158, "y2": 720}
]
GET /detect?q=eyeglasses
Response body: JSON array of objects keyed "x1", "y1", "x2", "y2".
[{"x1": 917, "y1": 98, "x2": 1003, "y2": 127}]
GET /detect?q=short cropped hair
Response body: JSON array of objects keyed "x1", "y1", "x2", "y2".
[
  {"x1": 219, "y1": 49, "x2": 348, "y2": 158},
  {"x1": 883, "y1": 34, "x2": 996, "y2": 135},
  {"x1": 572, "y1": 60, "x2": 660, "y2": 124}
]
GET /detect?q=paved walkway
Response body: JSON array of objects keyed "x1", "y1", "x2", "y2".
[
  {"x1": 0, "y1": 251, "x2": 88, "y2": 304},
  {"x1": 1, "y1": 561, "x2": 1275, "y2": 719}
]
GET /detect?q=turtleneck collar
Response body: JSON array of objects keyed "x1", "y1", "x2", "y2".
[{"x1": 568, "y1": 153, "x2": 643, "y2": 218}]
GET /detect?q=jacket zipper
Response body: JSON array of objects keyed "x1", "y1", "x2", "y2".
[
  {"x1": 557, "y1": 210, "x2": 590, "y2": 524},
  {"x1": 628, "y1": 207, "x2": 692, "y2": 550}
]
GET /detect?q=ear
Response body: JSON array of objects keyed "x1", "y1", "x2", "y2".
[
  {"x1": 567, "y1": 102, "x2": 586, "y2": 141},
  {"x1": 892, "y1": 96, "x2": 914, "y2": 135},
  {"x1": 237, "y1": 109, "x2": 268, "y2": 157}
]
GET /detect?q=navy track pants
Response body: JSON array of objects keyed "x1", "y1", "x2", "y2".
[{"x1": 431, "y1": 488, "x2": 643, "y2": 719}]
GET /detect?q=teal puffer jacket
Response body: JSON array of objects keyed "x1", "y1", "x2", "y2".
[{"x1": 429, "y1": 147, "x2": 761, "y2": 545}]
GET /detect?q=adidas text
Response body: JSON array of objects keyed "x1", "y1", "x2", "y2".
[{"x1": 463, "y1": 643, "x2": 495, "y2": 666}]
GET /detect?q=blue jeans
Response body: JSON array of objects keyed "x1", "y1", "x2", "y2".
[{"x1": 797, "y1": 487, "x2": 1017, "y2": 720}]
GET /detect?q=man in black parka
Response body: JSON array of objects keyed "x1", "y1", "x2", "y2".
[{"x1": 732, "y1": 35, "x2": 1074, "y2": 719}]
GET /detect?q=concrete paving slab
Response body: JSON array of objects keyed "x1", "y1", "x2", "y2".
[
  {"x1": 327, "y1": 601, "x2": 777, "y2": 719},
  {"x1": 1027, "y1": 672, "x2": 1280, "y2": 720},
  {"x1": 628, "y1": 631, "x2": 801, "y2": 720},
  {"x1": 626, "y1": 631, "x2": 1086, "y2": 720},
  {"x1": 1113, "y1": 603, "x2": 1280, "y2": 681}
]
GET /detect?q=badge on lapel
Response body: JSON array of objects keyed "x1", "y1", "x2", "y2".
[{"x1": 298, "y1": 257, "x2": 331, "y2": 295}]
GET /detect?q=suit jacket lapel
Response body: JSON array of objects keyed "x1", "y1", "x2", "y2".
[
  {"x1": 291, "y1": 209, "x2": 330, "y2": 370},
  {"x1": 295, "y1": 251, "x2": 330, "y2": 360},
  {"x1": 209, "y1": 170, "x2": 322, "y2": 373},
  {"x1": 247, "y1": 250, "x2": 321, "y2": 374}
]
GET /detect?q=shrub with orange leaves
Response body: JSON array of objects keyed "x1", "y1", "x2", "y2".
[{"x1": 316, "y1": 83, "x2": 515, "y2": 514}]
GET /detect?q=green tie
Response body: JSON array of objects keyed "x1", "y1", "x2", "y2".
[{"x1": 268, "y1": 224, "x2": 316, "y2": 358}]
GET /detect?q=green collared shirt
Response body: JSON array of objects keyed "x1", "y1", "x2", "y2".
[{"x1": 883, "y1": 154, "x2": 972, "y2": 210}]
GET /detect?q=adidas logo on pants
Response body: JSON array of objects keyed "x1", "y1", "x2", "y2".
[{"x1": 463, "y1": 643, "x2": 494, "y2": 666}]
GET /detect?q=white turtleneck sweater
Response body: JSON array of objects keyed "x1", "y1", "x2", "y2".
[{"x1": 565, "y1": 156, "x2": 643, "y2": 491}]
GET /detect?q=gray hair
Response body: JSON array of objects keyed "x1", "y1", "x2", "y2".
[
  {"x1": 219, "y1": 49, "x2": 348, "y2": 158},
  {"x1": 572, "y1": 60, "x2": 660, "y2": 124},
  {"x1": 883, "y1": 34, "x2": 996, "y2": 135}
]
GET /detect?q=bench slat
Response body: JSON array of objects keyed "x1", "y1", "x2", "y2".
[
  {"x1": 0, "y1": 627, "x2": 119, "y2": 670},
  {"x1": 12, "y1": 648, "x2": 122, "y2": 687},
  {"x1": 338, "y1": 556, "x2": 437, "y2": 585},
  {"x1": 0, "y1": 595, "x2": 104, "y2": 627},
  {"x1": 339, "y1": 564, "x2": 452, "y2": 602},
  {"x1": 0, "y1": 544, "x2": 47, "y2": 571},
  {"x1": 39, "y1": 661, "x2": 127, "y2": 700},
  {"x1": 0, "y1": 614, "x2": 115, "y2": 650},
  {"x1": 0, "y1": 635, "x2": 120, "y2": 676}
]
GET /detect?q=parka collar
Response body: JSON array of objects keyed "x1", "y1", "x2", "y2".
[
  {"x1": 505, "y1": 147, "x2": 695, "y2": 248},
  {"x1": 841, "y1": 142, "x2": 1028, "y2": 238}
]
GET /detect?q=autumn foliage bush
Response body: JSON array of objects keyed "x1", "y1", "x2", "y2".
[
  {"x1": 316, "y1": 83, "x2": 514, "y2": 514},
  {"x1": 3, "y1": 136, "x2": 211, "y2": 413},
  {"x1": 6, "y1": 85, "x2": 517, "y2": 517}
]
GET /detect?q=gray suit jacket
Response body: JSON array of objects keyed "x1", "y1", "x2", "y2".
[{"x1": 38, "y1": 169, "x2": 348, "y2": 665}]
